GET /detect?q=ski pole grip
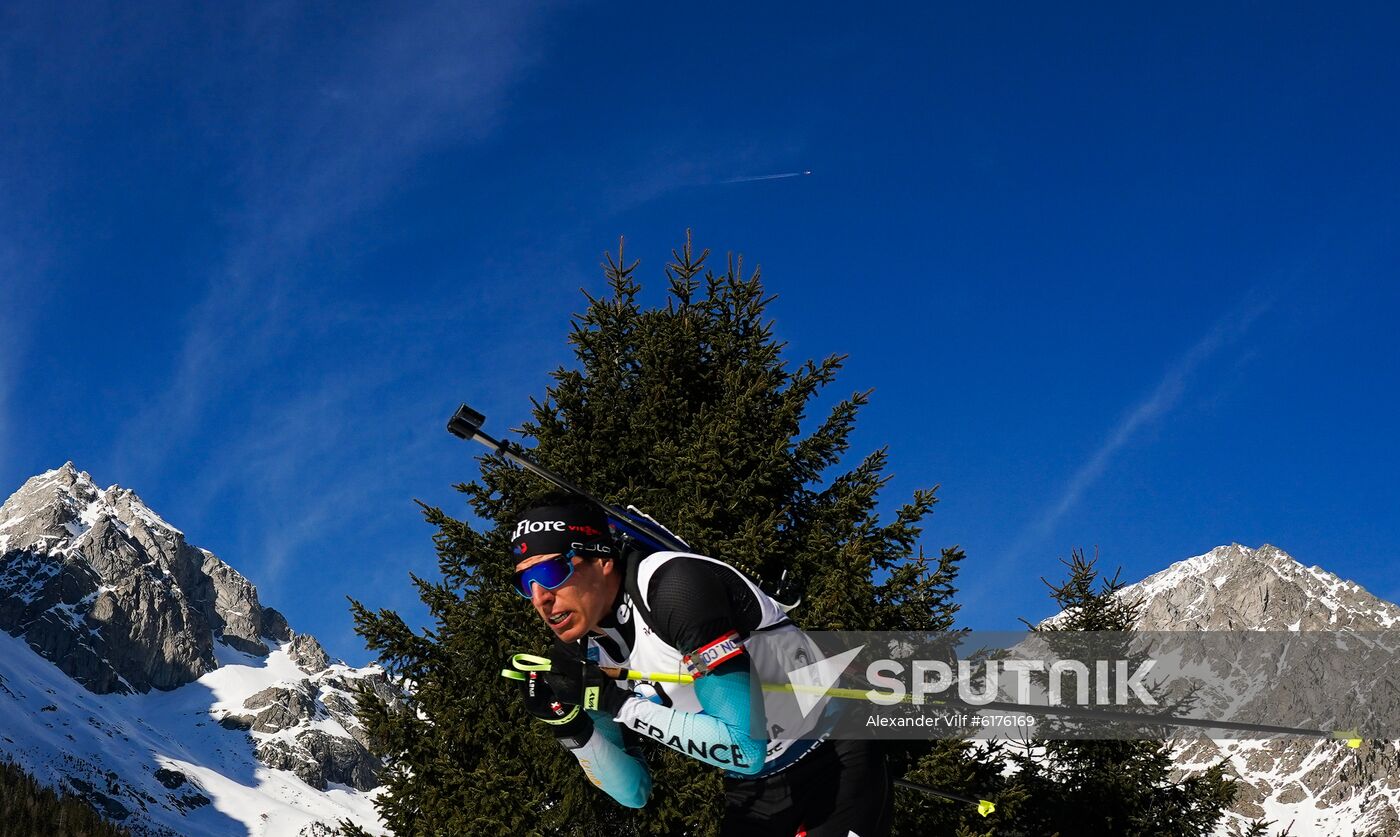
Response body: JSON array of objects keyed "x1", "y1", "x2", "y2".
[{"x1": 447, "y1": 404, "x2": 487, "y2": 441}]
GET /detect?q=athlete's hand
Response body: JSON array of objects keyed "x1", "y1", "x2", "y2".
[
  {"x1": 541, "y1": 645, "x2": 634, "y2": 717},
  {"x1": 521, "y1": 671, "x2": 594, "y2": 748}
]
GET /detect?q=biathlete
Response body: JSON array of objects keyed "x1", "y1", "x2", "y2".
[{"x1": 509, "y1": 494, "x2": 892, "y2": 836}]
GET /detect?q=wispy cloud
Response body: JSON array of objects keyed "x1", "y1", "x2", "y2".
[
  {"x1": 108, "y1": 3, "x2": 545, "y2": 484},
  {"x1": 0, "y1": 228, "x2": 54, "y2": 479},
  {"x1": 0, "y1": 244, "x2": 21, "y2": 474},
  {"x1": 1002, "y1": 291, "x2": 1275, "y2": 567},
  {"x1": 181, "y1": 352, "x2": 441, "y2": 591}
]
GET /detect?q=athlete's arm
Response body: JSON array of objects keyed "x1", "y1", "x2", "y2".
[
  {"x1": 613, "y1": 663, "x2": 765, "y2": 775},
  {"x1": 611, "y1": 557, "x2": 768, "y2": 776},
  {"x1": 565, "y1": 711, "x2": 651, "y2": 808},
  {"x1": 521, "y1": 662, "x2": 652, "y2": 808}
]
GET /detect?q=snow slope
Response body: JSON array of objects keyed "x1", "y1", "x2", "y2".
[{"x1": 0, "y1": 628, "x2": 385, "y2": 836}]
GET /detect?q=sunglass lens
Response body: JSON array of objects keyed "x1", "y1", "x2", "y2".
[{"x1": 513, "y1": 556, "x2": 573, "y2": 598}]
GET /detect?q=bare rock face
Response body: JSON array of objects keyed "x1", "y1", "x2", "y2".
[
  {"x1": 0, "y1": 464, "x2": 397, "y2": 787},
  {"x1": 318, "y1": 671, "x2": 401, "y2": 751},
  {"x1": 290, "y1": 633, "x2": 330, "y2": 673},
  {"x1": 0, "y1": 464, "x2": 294, "y2": 694},
  {"x1": 195, "y1": 550, "x2": 272, "y2": 655},
  {"x1": 297, "y1": 730, "x2": 381, "y2": 790},
  {"x1": 245, "y1": 684, "x2": 318, "y2": 733},
  {"x1": 239, "y1": 668, "x2": 394, "y2": 791},
  {"x1": 262, "y1": 606, "x2": 292, "y2": 643},
  {"x1": 1124, "y1": 544, "x2": 1400, "y2": 836},
  {"x1": 255, "y1": 731, "x2": 381, "y2": 791}
]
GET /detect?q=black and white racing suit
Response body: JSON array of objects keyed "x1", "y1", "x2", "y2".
[{"x1": 558, "y1": 550, "x2": 892, "y2": 836}]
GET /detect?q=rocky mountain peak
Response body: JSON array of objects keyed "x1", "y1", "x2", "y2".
[
  {"x1": 1127, "y1": 543, "x2": 1400, "y2": 632},
  {"x1": 0, "y1": 464, "x2": 291, "y2": 693},
  {"x1": 0, "y1": 466, "x2": 398, "y2": 832},
  {"x1": 1123, "y1": 544, "x2": 1400, "y2": 835}
]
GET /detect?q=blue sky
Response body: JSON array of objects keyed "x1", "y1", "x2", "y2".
[{"x1": 2, "y1": 3, "x2": 1397, "y2": 664}]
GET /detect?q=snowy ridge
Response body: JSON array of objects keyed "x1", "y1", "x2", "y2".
[{"x1": 1, "y1": 463, "x2": 178, "y2": 549}]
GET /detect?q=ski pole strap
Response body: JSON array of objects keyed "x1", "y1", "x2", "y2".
[
  {"x1": 501, "y1": 659, "x2": 582, "y2": 724},
  {"x1": 500, "y1": 653, "x2": 552, "y2": 683},
  {"x1": 510, "y1": 653, "x2": 552, "y2": 672}
]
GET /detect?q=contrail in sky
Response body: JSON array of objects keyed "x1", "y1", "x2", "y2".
[
  {"x1": 1001, "y1": 290, "x2": 1274, "y2": 566},
  {"x1": 721, "y1": 171, "x2": 812, "y2": 184}
]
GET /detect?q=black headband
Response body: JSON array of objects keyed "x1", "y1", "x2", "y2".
[{"x1": 509, "y1": 503, "x2": 614, "y2": 561}]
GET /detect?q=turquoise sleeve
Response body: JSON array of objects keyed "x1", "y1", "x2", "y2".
[
  {"x1": 612, "y1": 667, "x2": 767, "y2": 776},
  {"x1": 566, "y1": 710, "x2": 651, "y2": 808}
]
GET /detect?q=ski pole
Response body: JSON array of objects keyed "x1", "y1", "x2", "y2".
[
  {"x1": 501, "y1": 657, "x2": 1000, "y2": 817},
  {"x1": 808, "y1": 688, "x2": 1363, "y2": 747},
  {"x1": 501, "y1": 653, "x2": 1363, "y2": 747},
  {"x1": 501, "y1": 653, "x2": 694, "y2": 684},
  {"x1": 893, "y1": 780, "x2": 996, "y2": 817},
  {"x1": 800, "y1": 682, "x2": 1364, "y2": 746},
  {"x1": 447, "y1": 404, "x2": 688, "y2": 553}
]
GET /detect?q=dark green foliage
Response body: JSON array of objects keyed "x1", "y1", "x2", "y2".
[
  {"x1": 1237, "y1": 820, "x2": 1293, "y2": 837},
  {"x1": 887, "y1": 739, "x2": 1029, "y2": 837},
  {"x1": 346, "y1": 234, "x2": 976, "y2": 835},
  {"x1": 0, "y1": 760, "x2": 131, "y2": 837},
  {"x1": 993, "y1": 549, "x2": 1239, "y2": 836}
]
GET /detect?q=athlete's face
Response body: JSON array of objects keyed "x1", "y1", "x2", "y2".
[{"x1": 514, "y1": 552, "x2": 620, "y2": 642}]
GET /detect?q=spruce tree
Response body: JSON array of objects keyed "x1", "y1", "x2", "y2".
[
  {"x1": 345, "y1": 234, "x2": 978, "y2": 836},
  {"x1": 996, "y1": 549, "x2": 1239, "y2": 836}
]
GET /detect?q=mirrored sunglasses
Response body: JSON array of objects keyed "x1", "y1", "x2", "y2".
[{"x1": 512, "y1": 552, "x2": 576, "y2": 599}]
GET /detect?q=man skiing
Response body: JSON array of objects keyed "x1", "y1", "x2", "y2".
[{"x1": 510, "y1": 492, "x2": 891, "y2": 836}]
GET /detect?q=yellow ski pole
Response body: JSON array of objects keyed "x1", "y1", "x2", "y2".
[{"x1": 500, "y1": 653, "x2": 1363, "y2": 749}]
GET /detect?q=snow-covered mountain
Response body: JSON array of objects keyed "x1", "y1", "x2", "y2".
[
  {"x1": 1130, "y1": 544, "x2": 1400, "y2": 633},
  {"x1": 8, "y1": 463, "x2": 1391, "y2": 836},
  {"x1": 1124, "y1": 544, "x2": 1400, "y2": 837},
  {"x1": 0, "y1": 464, "x2": 392, "y2": 836}
]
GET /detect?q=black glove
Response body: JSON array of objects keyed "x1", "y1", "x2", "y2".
[
  {"x1": 521, "y1": 670, "x2": 594, "y2": 750},
  {"x1": 540, "y1": 644, "x2": 635, "y2": 717}
]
